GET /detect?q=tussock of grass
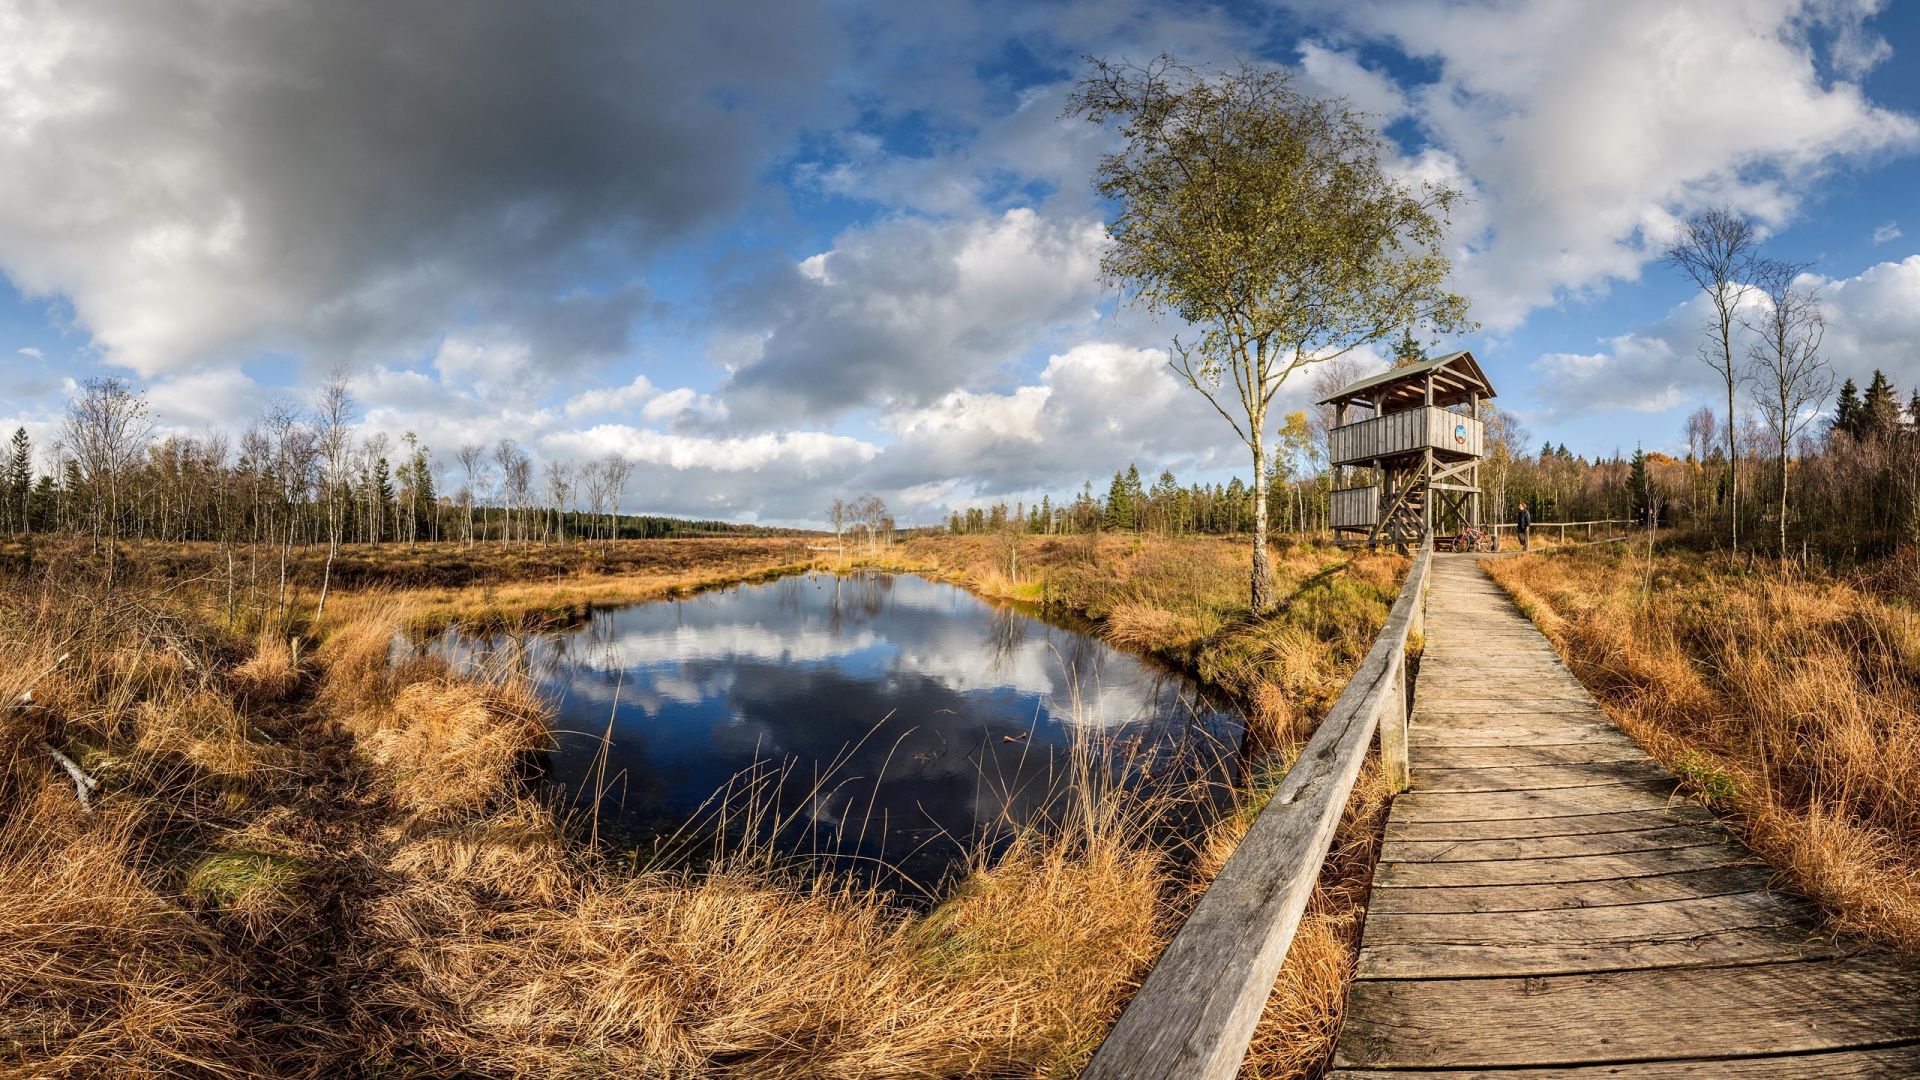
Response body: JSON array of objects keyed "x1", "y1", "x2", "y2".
[
  {"x1": 1486, "y1": 544, "x2": 1920, "y2": 953},
  {"x1": 0, "y1": 794, "x2": 246, "y2": 1077}
]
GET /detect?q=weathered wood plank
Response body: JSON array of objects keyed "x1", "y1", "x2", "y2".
[
  {"x1": 1385, "y1": 804, "x2": 1716, "y2": 841},
  {"x1": 1412, "y1": 759, "x2": 1674, "y2": 793},
  {"x1": 1392, "y1": 781, "x2": 1688, "y2": 822},
  {"x1": 1081, "y1": 542, "x2": 1432, "y2": 1080},
  {"x1": 1409, "y1": 726, "x2": 1639, "y2": 748},
  {"x1": 1375, "y1": 840, "x2": 1756, "y2": 887},
  {"x1": 1365, "y1": 865, "x2": 1782, "y2": 915},
  {"x1": 1336, "y1": 959, "x2": 1920, "y2": 1069},
  {"x1": 1357, "y1": 892, "x2": 1833, "y2": 977},
  {"x1": 1326, "y1": 1042, "x2": 1920, "y2": 1077},
  {"x1": 1384, "y1": 823, "x2": 1732, "y2": 862},
  {"x1": 1414, "y1": 743, "x2": 1648, "y2": 768}
]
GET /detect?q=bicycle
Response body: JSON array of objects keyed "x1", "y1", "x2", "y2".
[{"x1": 1452, "y1": 523, "x2": 1495, "y2": 553}]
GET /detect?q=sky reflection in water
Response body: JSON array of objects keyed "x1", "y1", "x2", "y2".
[{"x1": 420, "y1": 572, "x2": 1241, "y2": 884}]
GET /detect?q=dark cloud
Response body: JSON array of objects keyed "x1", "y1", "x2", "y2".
[{"x1": 0, "y1": 1, "x2": 848, "y2": 374}]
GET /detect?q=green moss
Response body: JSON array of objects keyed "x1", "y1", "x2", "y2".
[
  {"x1": 184, "y1": 850, "x2": 308, "y2": 909},
  {"x1": 1671, "y1": 750, "x2": 1742, "y2": 806}
]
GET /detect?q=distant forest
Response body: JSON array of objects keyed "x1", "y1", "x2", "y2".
[
  {"x1": 947, "y1": 366, "x2": 1920, "y2": 564},
  {"x1": 0, "y1": 377, "x2": 806, "y2": 557}
]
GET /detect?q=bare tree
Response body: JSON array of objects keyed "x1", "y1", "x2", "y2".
[
  {"x1": 491, "y1": 439, "x2": 519, "y2": 544},
  {"x1": 1482, "y1": 409, "x2": 1531, "y2": 528},
  {"x1": 1664, "y1": 207, "x2": 1760, "y2": 554},
  {"x1": 828, "y1": 497, "x2": 848, "y2": 558},
  {"x1": 581, "y1": 460, "x2": 609, "y2": 542},
  {"x1": 854, "y1": 494, "x2": 888, "y2": 552},
  {"x1": 1683, "y1": 405, "x2": 1718, "y2": 520},
  {"x1": 544, "y1": 460, "x2": 572, "y2": 543},
  {"x1": 256, "y1": 400, "x2": 316, "y2": 621},
  {"x1": 312, "y1": 368, "x2": 355, "y2": 618},
  {"x1": 505, "y1": 450, "x2": 532, "y2": 544},
  {"x1": 62, "y1": 377, "x2": 153, "y2": 583},
  {"x1": 456, "y1": 443, "x2": 484, "y2": 546},
  {"x1": 603, "y1": 453, "x2": 633, "y2": 545},
  {"x1": 359, "y1": 432, "x2": 391, "y2": 544},
  {"x1": 1743, "y1": 259, "x2": 1832, "y2": 558}
]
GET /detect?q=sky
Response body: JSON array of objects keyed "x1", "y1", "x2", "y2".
[{"x1": 2, "y1": 0, "x2": 1918, "y2": 527}]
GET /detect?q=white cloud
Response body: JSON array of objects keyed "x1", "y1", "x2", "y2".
[
  {"x1": 144, "y1": 367, "x2": 268, "y2": 430},
  {"x1": 865, "y1": 341, "x2": 1242, "y2": 506},
  {"x1": 1297, "y1": 42, "x2": 1407, "y2": 121},
  {"x1": 564, "y1": 375, "x2": 660, "y2": 420},
  {"x1": 17, "y1": 347, "x2": 44, "y2": 361},
  {"x1": 1302, "y1": 0, "x2": 1919, "y2": 328},
  {"x1": 717, "y1": 207, "x2": 1109, "y2": 422},
  {"x1": 1872, "y1": 220, "x2": 1902, "y2": 244},
  {"x1": 1528, "y1": 255, "x2": 1920, "y2": 420}
]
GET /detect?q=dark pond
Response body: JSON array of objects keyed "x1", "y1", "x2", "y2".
[{"x1": 415, "y1": 571, "x2": 1242, "y2": 887}]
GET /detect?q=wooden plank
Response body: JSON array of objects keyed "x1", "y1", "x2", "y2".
[
  {"x1": 1357, "y1": 892, "x2": 1834, "y2": 977},
  {"x1": 1412, "y1": 695, "x2": 1607, "y2": 712},
  {"x1": 1392, "y1": 782, "x2": 1687, "y2": 822},
  {"x1": 1375, "y1": 841, "x2": 1756, "y2": 887},
  {"x1": 1327, "y1": 1042, "x2": 1920, "y2": 1077},
  {"x1": 1414, "y1": 743, "x2": 1647, "y2": 768},
  {"x1": 1410, "y1": 726, "x2": 1638, "y2": 748},
  {"x1": 1336, "y1": 958, "x2": 1920, "y2": 1069},
  {"x1": 1081, "y1": 542, "x2": 1432, "y2": 1080},
  {"x1": 1365, "y1": 865, "x2": 1782, "y2": 915},
  {"x1": 1384, "y1": 823, "x2": 1732, "y2": 862},
  {"x1": 1411, "y1": 759, "x2": 1674, "y2": 793},
  {"x1": 1385, "y1": 804, "x2": 1716, "y2": 841}
]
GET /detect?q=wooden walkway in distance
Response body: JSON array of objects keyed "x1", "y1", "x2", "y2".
[{"x1": 1332, "y1": 554, "x2": 1920, "y2": 1076}]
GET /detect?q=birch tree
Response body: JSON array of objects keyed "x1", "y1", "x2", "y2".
[
  {"x1": 1743, "y1": 258, "x2": 1831, "y2": 558},
  {"x1": 1069, "y1": 56, "x2": 1469, "y2": 610},
  {"x1": 62, "y1": 377, "x2": 152, "y2": 583},
  {"x1": 1664, "y1": 207, "x2": 1759, "y2": 554},
  {"x1": 312, "y1": 369, "x2": 355, "y2": 618}
]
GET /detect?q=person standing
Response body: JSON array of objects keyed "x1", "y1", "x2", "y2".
[{"x1": 1516, "y1": 502, "x2": 1532, "y2": 551}]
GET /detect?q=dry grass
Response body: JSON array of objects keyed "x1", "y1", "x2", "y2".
[
  {"x1": 858, "y1": 534, "x2": 1408, "y2": 1077},
  {"x1": 0, "y1": 535, "x2": 1405, "y2": 1078},
  {"x1": 0, "y1": 794, "x2": 248, "y2": 1078},
  {"x1": 1486, "y1": 543, "x2": 1920, "y2": 953}
]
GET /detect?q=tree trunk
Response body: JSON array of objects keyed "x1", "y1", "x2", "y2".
[
  {"x1": 1779, "y1": 446, "x2": 1789, "y2": 559},
  {"x1": 1726, "y1": 375, "x2": 1739, "y2": 556},
  {"x1": 1250, "y1": 421, "x2": 1273, "y2": 613}
]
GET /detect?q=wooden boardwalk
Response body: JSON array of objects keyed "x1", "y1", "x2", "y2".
[{"x1": 1332, "y1": 554, "x2": 1920, "y2": 1076}]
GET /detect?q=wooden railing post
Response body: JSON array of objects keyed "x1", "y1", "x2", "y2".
[
  {"x1": 1378, "y1": 654, "x2": 1410, "y2": 792},
  {"x1": 1377, "y1": 540, "x2": 1427, "y2": 793}
]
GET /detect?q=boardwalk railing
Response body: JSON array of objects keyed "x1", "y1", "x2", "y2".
[
  {"x1": 1083, "y1": 539, "x2": 1434, "y2": 1080},
  {"x1": 1488, "y1": 518, "x2": 1632, "y2": 547}
]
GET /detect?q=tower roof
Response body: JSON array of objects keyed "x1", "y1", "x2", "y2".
[{"x1": 1315, "y1": 350, "x2": 1494, "y2": 411}]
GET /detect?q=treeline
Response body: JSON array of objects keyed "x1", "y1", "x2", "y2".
[
  {"x1": 0, "y1": 377, "x2": 801, "y2": 562},
  {"x1": 944, "y1": 466, "x2": 1285, "y2": 537},
  {"x1": 944, "y1": 364, "x2": 1920, "y2": 562}
]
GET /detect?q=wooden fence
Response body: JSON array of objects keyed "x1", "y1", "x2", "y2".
[
  {"x1": 1082, "y1": 539, "x2": 1434, "y2": 1080},
  {"x1": 1487, "y1": 518, "x2": 1633, "y2": 548}
]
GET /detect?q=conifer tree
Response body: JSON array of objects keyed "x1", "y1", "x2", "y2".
[
  {"x1": 1862, "y1": 370, "x2": 1901, "y2": 438},
  {"x1": 1832, "y1": 377, "x2": 1861, "y2": 438},
  {"x1": 4, "y1": 427, "x2": 29, "y2": 535}
]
